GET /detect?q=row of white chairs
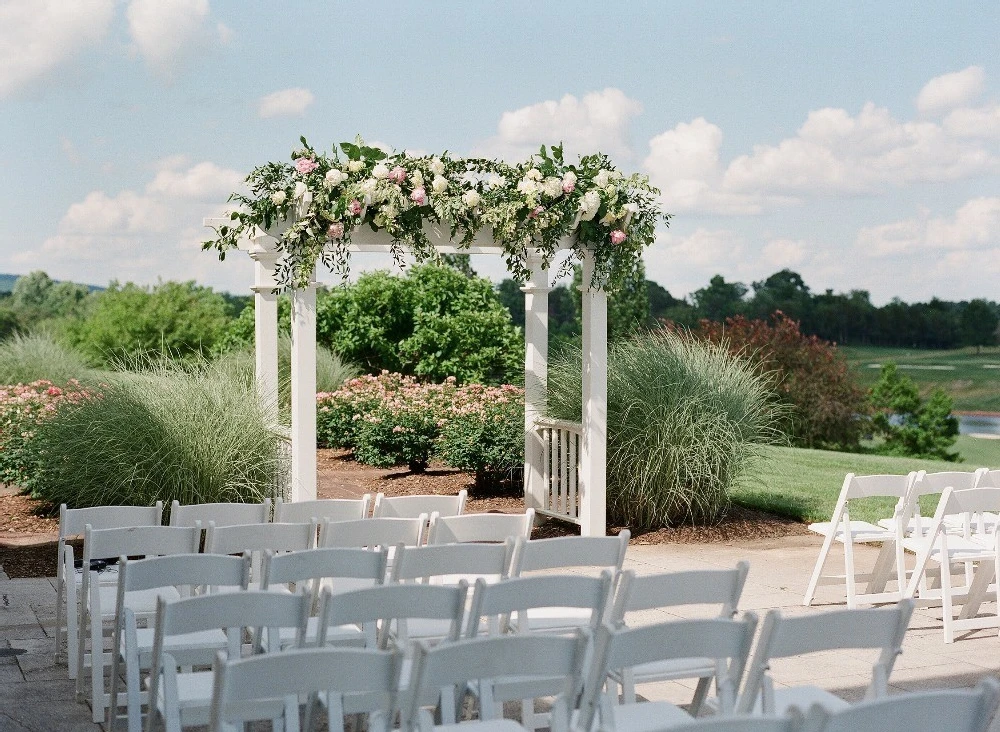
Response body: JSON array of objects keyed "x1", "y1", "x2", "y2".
[{"x1": 805, "y1": 469, "x2": 1000, "y2": 642}]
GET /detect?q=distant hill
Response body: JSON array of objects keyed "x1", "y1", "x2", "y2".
[{"x1": 0, "y1": 273, "x2": 104, "y2": 295}]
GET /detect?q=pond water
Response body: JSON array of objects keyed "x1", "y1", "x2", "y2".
[{"x1": 959, "y1": 414, "x2": 1000, "y2": 436}]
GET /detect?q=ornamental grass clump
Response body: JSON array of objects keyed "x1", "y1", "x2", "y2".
[
  {"x1": 0, "y1": 332, "x2": 96, "y2": 387},
  {"x1": 28, "y1": 361, "x2": 285, "y2": 510},
  {"x1": 547, "y1": 329, "x2": 781, "y2": 528}
]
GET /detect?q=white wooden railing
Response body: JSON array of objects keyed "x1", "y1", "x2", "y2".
[{"x1": 534, "y1": 417, "x2": 583, "y2": 525}]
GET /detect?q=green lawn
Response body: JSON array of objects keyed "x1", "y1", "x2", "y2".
[
  {"x1": 733, "y1": 435, "x2": 1000, "y2": 525},
  {"x1": 840, "y1": 345, "x2": 1000, "y2": 412}
]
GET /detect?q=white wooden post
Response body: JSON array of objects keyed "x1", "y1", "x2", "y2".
[
  {"x1": 579, "y1": 252, "x2": 607, "y2": 537},
  {"x1": 522, "y1": 249, "x2": 550, "y2": 515},
  {"x1": 248, "y1": 232, "x2": 280, "y2": 425},
  {"x1": 290, "y1": 282, "x2": 318, "y2": 502}
]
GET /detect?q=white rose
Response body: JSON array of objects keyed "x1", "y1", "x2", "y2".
[
  {"x1": 624, "y1": 202, "x2": 639, "y2": 214},
  {"x1": 270, "y1": 190, "x2": 287, "y2": 205},
  {"x1": 432, "y1": 175, "x2": 449, "y2": 194},
  {"x1": 324, "y1": 169, "x2": 346, "y2": 188},
  {"x1": 579, "y1": 190, "x2": 601, "y2": 221},
  {"x1": 410, "y1": 170, "x2": 424, "y2": 186},
  {"x1": 360, "y1": 178, "x2": 378, "y2": 196},
  {"x1": 609, "y1": 169, "x2": 622, "y2": 180},
  {"x1": 293, "y1": 181, "x2": 308, "y2": 200},
  {"x1": 372, "y1": 163, "x2": 389, "y2": 179},
  {"x1": 562, "y1": 170, "x2": 578, "y2": 186},
  {"x1": 542, "y1": 177, "x2": 563, "y2": 198},
  {"x1": 525, "y1": 168, "x2": 542, "y2": 181},
  {"x1": 429, "y1": 157, "x2": 445, "y2": 176},
  {"x1": 604, "y1": 185, "x2": 618, "y2": 198},
  {"x1": 593, "y1": 170, "x2": 611, "y2": 189},
  {"x1": 348, "y1": 160, "x2": 364, "y2": 173},
  {"x1": 462, "y1": 190, "x2": 481, "y2": 208},
  {"x1": 517, "y1": 178, "x2": 538, "y2": 195}
]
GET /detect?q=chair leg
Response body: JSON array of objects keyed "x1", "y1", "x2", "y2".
[
  {"x1": 803, "y1": 531, "x2": 836, "y2": 606},
  {"x1": 66, "y1": 574, "x2": 78, "y2": 679},
  {"x1": 941, "y1": 558, "x2": 955, "y2": 644},
  {"x1": 90, "y1": 591, "x2": 105, "y2": 722},
  {"x1": 55, "y1": 576, "x2": 64, "y2": 663},
  {"x1": 844, "y1": 537, "x2": 858, "y2": 609},
  {"x1": 690, "y1": 675, "x2": 712, "y2": 716}
]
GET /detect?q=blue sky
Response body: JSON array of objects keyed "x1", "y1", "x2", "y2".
[{"x1": 1, "y1": 1, "x2": 998, "y2": 303}]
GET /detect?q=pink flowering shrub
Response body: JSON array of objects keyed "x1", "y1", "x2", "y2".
[
  {"x1": 0, "y1": 380, "x2": 94, "y2": 493},
  {"x1": 316, "y1": 372, "x2": 524, "y2": 481}
]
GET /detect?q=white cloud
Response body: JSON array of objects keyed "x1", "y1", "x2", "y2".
[
  {"x1": 761, "y1": 239, "x2": 808, "y2": 267},
  {"x1": 126, "y1": 0, "x2": 210, "y2": 74},
  {"x1": 943, "y1": 103, "x2": 1000, "y2": 139},
  {"x1": 857, "y1": 197, "x2": 1000, "y2": 257},
  {"x1": 16, "y1": 160, "x2": 251, "y2": 290},
  {"x1": 0, "y1": 0, "x2": 114, "y2": 98},
  {"x1": 721, "y1": 102, "x2": 998, "y2": 196},
  {"x1": 916, "y1": 66, "x2": 985, "y2": 116},
  {"x1": 475, "y1": 88, "x2": 643, "y2": 161},
  {"x1": 257, "y1": 87, "x2": 315, "y2": 119}
]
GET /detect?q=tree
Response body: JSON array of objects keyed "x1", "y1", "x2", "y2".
[
  {"x1": 691, "y1": 275, "x2": 746, "y2": 321},
  {"x1": 66, "y1": 281, "x2": 234, "y2": 363},
  {"x1": 495, "y1": 279, "x2": 525, "y2": 328},
  {"x1": 10, "y1": 270, "x2": 91, "y2": 326},
  {"x1": 869, "y1": 362, "x2": 959, "y2": 461},
  {"x1": 960, "y1": 299, "x2": 999, "y2": 353},
  {"x1": 317, "y1": 264, "x2": 521, "y2": 383},
  {"x1": 571, "y1": 259, "x2": 649, "y2": 340},
  {"x1": 748, "y1": 269, "x2": 812, "y2": 324}
]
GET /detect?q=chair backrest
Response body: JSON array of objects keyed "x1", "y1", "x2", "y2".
[
  {"x1": 83, "y1": 524, "x2": 201, "y2": 563},
  {"x1": 818, "y1": 676, "x2": 1000, "y2": 732},
  {"x1": 204, "y1": 520, "x2": 317, "y2": 556},
  {"x1": 318, "y1": 583, "x2": 468, "y2": 649},
  {"x1": 273, "y1": 495, "x2": 371, "y2": 524},
  {"x1": 209, "y1": 646, "x2": 402, "y2": 731},
  {"x1": 427, "y1": 509, "x2": 534, "y2": 545},
  {"x1": 319, "y1": 516, "x2": 427, "y2": 548},
  {"x1": 118, "y1": 552, "x2": 251, "y2": 595},
  {"x1": 405, "y1": 633, "x2": 588, "y2": 732},
  {"x1": 612, "y1": 562, "x2": 750, "y2": 621},
  {"x1": 60, "y1": 503, "x2": 164, "y2": 539},
  {"x1": 578, "y1": 615, "x2": 759, "y2": 730},
  {"x1": 390, "y1": 541, "x2": 513, "y2": 585},
  {"x1": 262, "y1": 546, "x2": 388, "y2": 610},
  {"x1": 737, "y1": 600, "x2": 914, "y2": 714},
  {"x1": 168, "y1": 499, "x2": 271, "y2": 528},
  {"x1": 976, "y1": 468, "x2": 1000, "y2": 488},
  {"x1": 373, "y1": 490, "x2": 467, "y2": 519},
  {"x1": 917, "y1": 470, "x2": 980, "y2": 493},
  {"x1": 510, "y1": 533, "x2": 629, "y2": 576},
  {"x1": 465, "y1": 572, "x2": 614, "y2": 638},
  {"x1": 828, "y1": 473, "x2": 916, "y2": 531}
]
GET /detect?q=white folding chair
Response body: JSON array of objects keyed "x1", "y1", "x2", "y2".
[
  {"x1": 427, "y1": 510, "x2": 535, "y2": 545},
  {"x1": 465, "y1": 572, "x2": 613, "y2": 730},
  {"x1": 893, "y1": 471, "x2": 990, "y2": 538},
  {"x1": 902, "y1": 486, "x2": 1000, "y2": 642},
  {"x1": 260, "y1": 546, "x2": 389, "y2": 649},
  {"x1": 578, "y1": 615, "x2": 759, "y2": 732},
  {"x1": 803, "y1": 473, "x2": 917, "y2": 609},
  {"x1": 389, "y1": 541, "x2": 513, "y2": 643},
  {"x1": 405, "y1": 632, "x2": 589, "y2": 732},
  {"x1": 208, "y1": 645, "x2": 403, "y2": 732},
  {"x1": 274, "y1": 495, "x2": 371, "y2": 526},
  {"x1": 508, "y1": 533, "x2": 629, "y2": 633},
  {"x1": 108, "y1": 553, "x2": 251, "y2": 732},
  {"x1": 736, "y1": 600, "x2": 914, "y2": 716},
  {"x1": 373, "y1": 490, "x2": 467, "y2": 519},
  {"x1": 78, "y1": 525, "x2": 201, "y2": 722},
  {"x1": 55, "y1": 503, "x2": 163, "y2": 674},
  {"x1": 319, "y1": 515, "x2": 428, "y2": 549},
  {"x1": 168, "y1": 499, "x2": 271, "y2": 529},
  {"x1": 817, "y1": 676, "x2": 1000, "y2": 732},
  {"x1": 607, "y1": 563, "x2": 750, "y2": 713},
  {"x1": 203, "y1": 520, "x2": 317, "y2": 587},
  {"x1": 145, "y1": 591, "x2": 311, "y2": 732},
  {"x1": 652, "y1": 710, "x2": 816, "y2": 732}
]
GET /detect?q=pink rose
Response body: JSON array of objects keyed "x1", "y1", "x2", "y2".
[
  {"x1": 562, "y1": 180, "x2": 576, "y2": 194},
  {"x1": 610, "y1": 229, "x2": 627, "y2": 245},
  {"x1": 410, "y1": 186, "x2": 427, "y2": 206},
  {"x1": 528, "y1": 205, "x2": 544, "y2": 219},
  {"x1": 294, "y1": 157, "x2": 318, "y2": 174},
  {"x1": 388, "y1": 166, "x2": 406, "y2": 184},
  {"x1": 348, "y1": 199, "x2": 363, "y2": 216},
  {"x1": 328, "y1": 222, "x2": 345, "y2": 239}
]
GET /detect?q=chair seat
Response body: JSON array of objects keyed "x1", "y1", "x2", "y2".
[
  {"x1": 768, "y1": 686, "x2": 851, "y2": 716},
  {"x1": 521, "y1": 606, "x2": 593, "y2": 632},
  {"x1": 128, "y1": 627, "x2": 228, "y2": 661},
  {"x1": 601, "y1": 699, "x2": 693, "y2": 731},
  {"x1": 901, "y1": 536, "x2": 995, "y2": 563},
  {"x1": 95, "y1": 585, "x2": 179, "y2": 615},
  {"x1": 808, "y1": 521, "x2": 892, "y2": 544},
  {"x1": 608, "y1": 657, "x2": 714, "y2": 684},
  {"x1": 265, "y1": 616, "x2": 365, "y2": 648},
  {"x1": 398, "y1": 617, "x2": 456, "y2": 641},
  {"x1": 153, "y1": 669, "x2": 214, "y2": 712}
]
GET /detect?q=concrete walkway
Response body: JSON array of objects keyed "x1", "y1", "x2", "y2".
[{"x1": 1, "y1": 533, "x2": 998, "y2": 730}]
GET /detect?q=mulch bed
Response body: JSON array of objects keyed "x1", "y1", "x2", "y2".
[{"x1": 0, "y1": 450, "x2": 809, "y2": 578}]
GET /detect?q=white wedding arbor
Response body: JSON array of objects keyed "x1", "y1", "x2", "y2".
[{"x1": 206, "y1": 219, "x2": 608, "y2": 536}]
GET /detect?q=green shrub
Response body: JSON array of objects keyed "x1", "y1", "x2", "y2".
[
  {"x1": 870, "y1": 362, "x2": 959, "y2": 461},
  {"x1": 28, "y1": 360, "x2": 285, "y2": 509},
  {"x1": 0, "y1": 332, "x2": 96, "y2": 386},
  {"x1": 437, "y1": 384, "x2": 524, "y2": 491},
  {"x1": 546, "y1": 329, "x2": 781, "y2": 528}
]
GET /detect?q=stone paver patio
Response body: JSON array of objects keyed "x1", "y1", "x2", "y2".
[{"x1": 1, "y1": 533, "x2": 998, "y2": 730}]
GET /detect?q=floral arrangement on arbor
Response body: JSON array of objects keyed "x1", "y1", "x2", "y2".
[{"x1": 204, "y1": 137, "x2": 671, "y2": 289}]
